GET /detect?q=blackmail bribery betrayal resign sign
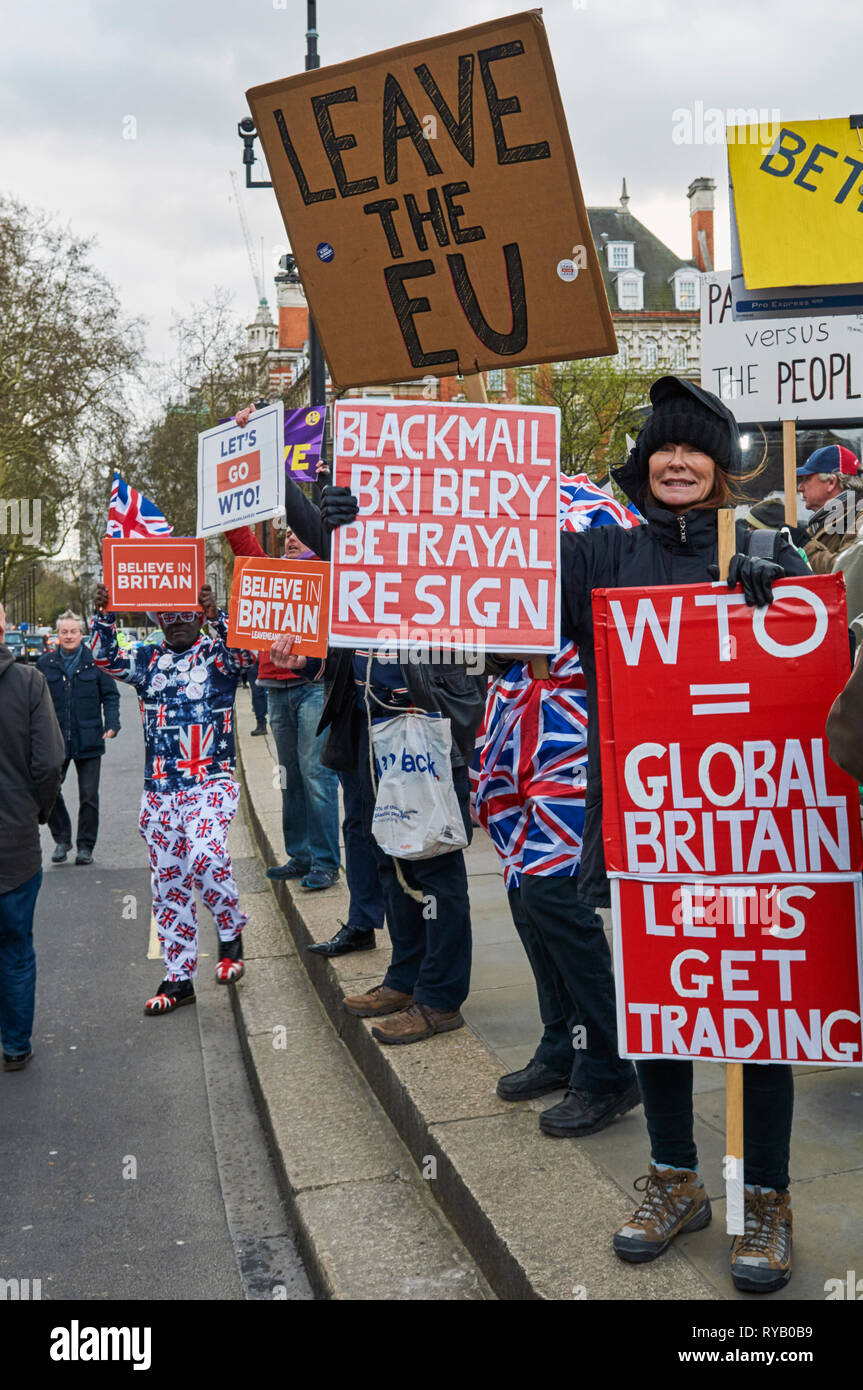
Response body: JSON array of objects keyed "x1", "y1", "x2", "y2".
[
  {"x1": 330, "y1": 399, "x2": 560, "y2": 652},
  {"x1": 593, "y1": 574, "x2": 863, "y2": 1066},
  {"x1": 246, "y1": 11, "x2": 616, "y2": 390}
]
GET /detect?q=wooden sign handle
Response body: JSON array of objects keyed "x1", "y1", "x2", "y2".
[
  {"x1": 717, "y1": 505, "x2": 745, "y2": 1234},
  {"x1": 461, "y1": 371, "x2": 488, "y2": 404},
  {"x1": 782, "y1": 420, "x2": 798, "y2": 527}
]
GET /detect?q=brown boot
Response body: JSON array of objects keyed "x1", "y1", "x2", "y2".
[
  {"x1": 730, "y1": 1188, "x2": 792, "y2": 1294},
  {"x1": 613, "y1": 1163, "x2": 711, "y2": 1263},
  {"x1": 371, "y1": 1002, "x2": 464, "y2": 1045},
  {"x1": 343, "y1": 982, "x2": 413, "y2": 1018}
]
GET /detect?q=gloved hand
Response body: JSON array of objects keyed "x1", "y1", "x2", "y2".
[
  {"x1": 708, "y1": 553, "x2": 784, "y2": 606},
  {"x1": 320, "y1": 485, "x2": 359, "y2": 532}
]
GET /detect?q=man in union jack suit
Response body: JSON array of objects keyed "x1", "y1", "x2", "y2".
[
  {"x1": 473, "y1": 476, "x2": 641, "y2": 1138},
  {"x1": 92, "y1": 580, "x2": 256, "y2": 1015}
]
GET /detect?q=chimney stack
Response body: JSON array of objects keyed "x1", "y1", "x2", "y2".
[{"x1": 687, "y1": 177, "x2": 716, "y2": 272}]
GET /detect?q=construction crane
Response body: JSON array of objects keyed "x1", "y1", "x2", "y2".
[{"x1": 229, "y1": 169, "x2": 265, "y2": 302}]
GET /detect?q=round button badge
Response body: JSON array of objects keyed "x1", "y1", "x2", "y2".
[
  {"x1": 557, "y1": 259, "x2": 579, "y2": 282},
  {"x1": 316, "y1": 241, "x2": 335, "y2": 263}
]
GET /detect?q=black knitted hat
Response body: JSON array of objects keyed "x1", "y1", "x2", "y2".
[{"x1": 612, "y1": 376, "x2": 743, "y2": 506}]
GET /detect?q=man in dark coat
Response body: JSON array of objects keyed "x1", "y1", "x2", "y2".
[
  {"x1": 38, "y1": 609, "x2": 121, "y2": 866},
  {"x1": 0, "y1": 601, "x2": 65, "y2": 1070}
]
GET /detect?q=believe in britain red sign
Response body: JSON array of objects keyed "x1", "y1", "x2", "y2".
[{"x1": 594, "y1": 574, "x2": 863, "y2": 1065}]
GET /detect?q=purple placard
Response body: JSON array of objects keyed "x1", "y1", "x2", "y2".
[{"x1": 284, "y1": 407, "x2": 326, "y2": 483}]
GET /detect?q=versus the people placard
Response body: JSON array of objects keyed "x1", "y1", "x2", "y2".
[
  {"x1": 701, "y1": 271, "x2": 863, "y2": 423},
  {"x1": 197, "y1": 401, "x2": 285, "y2": 537},
  {"x1": 284, "y1": 406, "x2": 327, "y2": 483},
  {"x1": 593, "y1": 574, "x2": 863, "y2": 1065},
  {"x1": 246, "y1": 11, "x2": 616, "y2": 390},
  {"x1": 329, "y1": 398, "x2": 560, "y2": 652},
  {"x1": 227, "y1": 555, "x2": 330, "y2": 656},
  {"x1": 102, "y1": 538, "x2": 205, "y2": 611}
]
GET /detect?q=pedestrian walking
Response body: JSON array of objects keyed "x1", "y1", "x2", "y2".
[
  {"x1": 92, "y1": 583, "x2": 256, "y2": 1015},
  {"x1": 225, "y1": 511, "x2": 341, "y2": 892},
  {"x1": 557, "y1": 376, "x2": 809, "y2": 1293},
  {"x1": 0, "y1": 601, "x2": 65, "y2": 1071},
  {"x1": 38, "y1": 609, "x2": 120, "y2": 866},
  {"x1": 475, "y1": 477, "x2": 640, "y2": 1137}
]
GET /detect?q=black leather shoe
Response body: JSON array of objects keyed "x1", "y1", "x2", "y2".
[
  {"x1": 250, "y1": 723, "x2": 268, "y2": 737},
  {"x1": 75, "y1": 849, "x2": 93, "y2": 866},
  {"x1": 539, "y1": 1081, "x2": 642, "y2": 1138},
  {"x1": 52, "y1": 843, "x2": 72, "y2": 863},
  {"x1": 496, "y1": 1059, "x2": 570, "y2": 1101},
  {"x1": 307, "y1": 923, "x2": 377, "y2": 957}
]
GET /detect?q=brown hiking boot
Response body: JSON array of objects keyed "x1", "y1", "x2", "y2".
[
  {"x1": 371, "y1": 1002, "x2": 465, "y2": 1046},
  {"x1": 343, "y1": 982, "x2": 412, "y2": 1018},
  {"x1": 730, "y1": 1188, "x2": 792, "y2": 1294},
  {"x1": 613, "y1": 1163, "x2": 711, "y2": 1263}
]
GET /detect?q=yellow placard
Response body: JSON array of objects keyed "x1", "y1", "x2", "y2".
[{"x1": 728, "y1": 116, "x2": 863, "y2": 289}]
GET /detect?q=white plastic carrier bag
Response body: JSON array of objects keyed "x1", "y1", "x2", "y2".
[{"x1": 369, "y1": 710, "x2": 468, "y2": 860}]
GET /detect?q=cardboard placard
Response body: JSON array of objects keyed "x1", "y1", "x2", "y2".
[
  {"x1": 701, "y1": 271, "x2": 863, "y2": 424},
  {"x1": 102, "y1": 538, "x2": 205, "y2": 611},
  {"x1": 593, "y1": 574, "x2": 863, "y2": 1065},
  {"x1": 197, "y1": 401, "x2": 285, "y2": 537},
  {"x1": 284, "y1": 406, "x2": 327, "y2": 482},
  {"x1": 227, "y1": 555, "x2": 330, "y2": 656},
  {"x1": 246, "y1": 11, "x2": 616, "y2": 390},
  {"x1": 329, "y1": 398, "x2": 560, "y2": 651}
]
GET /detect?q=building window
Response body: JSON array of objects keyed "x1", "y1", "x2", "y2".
[
  {"x1": 616, "y1": 341, "x2": 629, "y2": 368},
  {"x1": 642, "y1": 341, "x2": 658, "y2": 370},
  {"x1": 675, "y1": 276, "x2": 699, "y2": 311},
  {"x1": 608, "y1": 242, "x2": 634, "y2": 270},
  {"x1": 486, "y1": 369, "x2": 506, "y2": 393},
  {"x1": 618, "y1": 276, "x2": 643, "y2": 311},
  {"x1": 672, "y1": 340, "x2": 687, "y2": 370}
]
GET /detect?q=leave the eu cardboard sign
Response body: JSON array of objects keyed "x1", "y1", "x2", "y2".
[{"x1": 246, "y1": 11, "x2": 616, "y2": 390}]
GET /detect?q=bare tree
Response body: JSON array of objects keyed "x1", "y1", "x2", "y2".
[
  {"x1": 0, "y1": 197, "x2": 145, "y2": 594},
  {"x1": 520, "y1": 357, "x2": 655, "y2": 481}
]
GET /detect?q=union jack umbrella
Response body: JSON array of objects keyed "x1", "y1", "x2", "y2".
[
  {"x1": 473, "y1": 475, "x2": 638, "y2": 890},
  {"x1": 105, "y1": 473, "x2": 173, "y2": 539}
]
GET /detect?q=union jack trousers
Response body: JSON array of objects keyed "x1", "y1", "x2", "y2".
[{"x1": 139, "y1": 777, "x2": 247, "y2": 981}]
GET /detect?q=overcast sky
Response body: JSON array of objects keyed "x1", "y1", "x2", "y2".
[{"x1": 3, "y1": 0, "x2": 861, "y2": 368}]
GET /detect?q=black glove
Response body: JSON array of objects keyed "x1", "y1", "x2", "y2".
[
  {"x1": 320, "y1": 485, "x2": 359, "y2": 533},
  {"x1": 708, "y1": 553, "x2": 784, "y2": 606}
]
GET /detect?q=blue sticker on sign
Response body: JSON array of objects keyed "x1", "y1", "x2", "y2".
[{"x1": 316, "y1": 242, "x2": 335, "y2": 262}]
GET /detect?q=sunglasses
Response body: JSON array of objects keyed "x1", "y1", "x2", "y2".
[{"x1": 159, "y1": 612, "x2": 200, "y2": 625}]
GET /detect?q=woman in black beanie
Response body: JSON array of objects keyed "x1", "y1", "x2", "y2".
[{"x1": 558, "y1": 376, "x2": 809, "y2": 1294}]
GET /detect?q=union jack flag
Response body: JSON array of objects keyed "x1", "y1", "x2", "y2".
[
  {"x1": 202, "y1": 888, "x2": 222, "y2": 908},
  {"x1": 151, "y1": 757, "x2": 168, "y2": 782},
  {"x1": 176, "y1": 923, "x2": 197, "y2": 942},
  {"x1": 166, "y1": 887, "x2": 190, "y2": 905},
  {"x1": 212, "y1": 864, "x2": 232, "y2": 883},
  {"x1": 176, "y1": 724, "x2": 214, "y2": 782},
  {"x1": 222, "y1": 709, "x2": 233, "y2": 734},
  {"x1": 473, "y1": 475, "x2": 638, "y2": 890},
  {"x1": 158, "y1": 907, "x2": 179, "y2": 929},
  {"x1": 105, "y1": 473, "x2": 173, "y2": 538},
  {"x1": 151, "y1": 829, "x2": 170, "y2": 851},
  {"x1": 163, "y1": 864, "x2": 182, "y2": 881},
  {"x1": 156, "y1": 704, "x2": 168, "y2": 729},
  {"x1": 192, "y1": 852, "x2": 210, "y2": 877}
]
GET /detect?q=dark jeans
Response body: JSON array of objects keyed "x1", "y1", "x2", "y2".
[
  {"x1": 250, "y1": 670, "x2": 268, "y2": 724},
  {"x1": 508, "y1": 876, "x2": 636, "y2": 1094},
  {"x1": 0, "y1": 868, "x2": 42, "y2": 1056},
  {"x1": 48, "y1": 756, "x2": 102, "y2": 850},
  {"x1": 357, "y1": 722, "x2": 472, "y2": 1011},
  {"x1": 338, "y1": 768, "x2": 385, "y2": 933},
  {"x1": 268, "y1": 683, "x2": 340, "y2": 874},
  {"x1": 636, "y1": 1059, "x2": 794, "y2": 1190}
]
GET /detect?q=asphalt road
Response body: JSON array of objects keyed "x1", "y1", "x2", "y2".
[{"x1": 0, "y1": 680, "x2": 311, "y2": 1302}]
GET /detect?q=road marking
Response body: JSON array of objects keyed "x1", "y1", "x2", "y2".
[{"x1": 147, "y1": 913, "x2": 160, "y2": 960}]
